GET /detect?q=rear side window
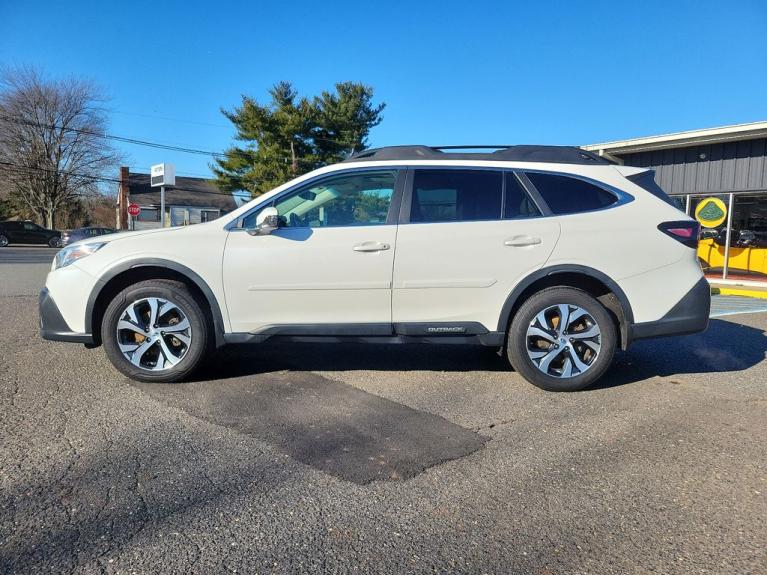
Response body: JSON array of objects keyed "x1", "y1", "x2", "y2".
[
  {"x1": 411, "y1": 170, "x2": 502, "y2": 222},
  {"x1": 525, "y1": 172, "x2": 617, "y2": 215},
  {"x1": 504, "y1": 173, "x2": 541, "y2": 219}
]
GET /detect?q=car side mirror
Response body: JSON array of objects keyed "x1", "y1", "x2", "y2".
[{"x1": 247, "y1": 207, "x2": 281, "y2": 236}]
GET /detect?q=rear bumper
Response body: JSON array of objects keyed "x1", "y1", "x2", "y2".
[
  {"x1": 629, "y1": 276, "x2": 710, "y2": 343},
  {"x1": 39, "y1": 287, "x2": 94, "y2": 344}
]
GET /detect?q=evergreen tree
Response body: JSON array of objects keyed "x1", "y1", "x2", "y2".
[{"x1": 214, "y1": 82, "x2": 384, "y2": 197}]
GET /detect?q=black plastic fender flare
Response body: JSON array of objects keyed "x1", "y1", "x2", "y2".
[
  {"x1": 496, "y1": 264, "x2": 635, "y2": 347},
  {"x1": 85, "y1": 258, "x2": 227, "y2": 347}
]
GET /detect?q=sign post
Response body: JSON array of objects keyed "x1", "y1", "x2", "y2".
[{"x1": 150, "y1": 163, "x2": 175, "y2": 227}]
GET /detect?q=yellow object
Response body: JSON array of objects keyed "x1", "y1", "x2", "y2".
[
  {"x1": 712, "y1": 287, "x2": 767, "y2": 299},
  {"x1": 698, "y1": 237, "x2": 767, "y2": 277},
  {"x1": 695, "y1": 197, "x2": 727, "y2": 228}
]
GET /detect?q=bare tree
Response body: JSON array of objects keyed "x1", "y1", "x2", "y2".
[{"x1": 0, "y1": 67, "x2": 117, "y2": 228}]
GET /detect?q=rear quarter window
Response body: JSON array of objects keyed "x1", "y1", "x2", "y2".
[{"x1": 525, "y1": 172, "x2": 617, "y2": 215}]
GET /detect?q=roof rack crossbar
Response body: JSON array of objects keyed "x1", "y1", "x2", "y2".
[
  {"x1": 343, "y1": 145, "x2": 614, "y2": 165},
  {"x1": 431, "y1": 145, "x2": 514, "y2": 150}
]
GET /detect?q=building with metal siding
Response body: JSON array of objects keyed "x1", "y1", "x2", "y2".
[
  {"x1": 584, "y1": 122, "x2": 767, "y2": 284},
  {"x1": 619, "y1": 138, "x2": 767, "y2": 196}
]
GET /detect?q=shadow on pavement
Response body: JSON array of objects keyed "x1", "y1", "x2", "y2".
[
  {"x1": 130, "y1": 369, "x2": 486, "y2": 485},
  {"x1": 595, "y1": 318, "x2": 767, "y2": 389},
  {"x1": 126, "y1": 317, "x2": 764, "y2": 484}
]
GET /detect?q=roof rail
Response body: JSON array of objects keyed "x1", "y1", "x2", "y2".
[{"x1": 344, "y1": 145, "x2": 613, "y2": 165}]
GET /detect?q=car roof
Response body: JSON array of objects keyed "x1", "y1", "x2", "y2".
[{"x1": 344, "y1": 145, "x2": 613, "y2": 166}]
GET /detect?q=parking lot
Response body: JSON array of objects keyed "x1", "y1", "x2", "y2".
[{"x1": 1, "y1": 246, "x2": 765, "y2": 574}]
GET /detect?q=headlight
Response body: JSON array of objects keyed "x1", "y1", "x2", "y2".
[{"x1": 54, "y1": 242, "x2": 107, "y2": 269}]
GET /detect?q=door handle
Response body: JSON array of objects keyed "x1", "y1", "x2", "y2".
[
  {"x1": 504, "y1": 235, "x2": 542, "y2": 247},
  {"x1": 353, "y1": 241, "x2": 391, "y2": 252}
]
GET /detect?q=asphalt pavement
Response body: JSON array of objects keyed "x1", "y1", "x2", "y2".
[{"x1": 1, "y1": 249, "x2": 765, "y2": 574}]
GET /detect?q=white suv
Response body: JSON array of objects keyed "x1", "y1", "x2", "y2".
[{"x1": 39, "y1": 145, "x2": 710, "y2": 391}]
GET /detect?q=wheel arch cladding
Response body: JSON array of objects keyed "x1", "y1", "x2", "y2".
[
  {"x1": 86, "y1": 259, "x2": 225, "y2": 348},
  {"x1": 497, "y1": 265, "x2": 634, "y2": 350}
]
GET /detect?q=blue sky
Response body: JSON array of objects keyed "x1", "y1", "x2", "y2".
[{"x1": 2, "y1": 0, "x2": 766, "y2": 181}]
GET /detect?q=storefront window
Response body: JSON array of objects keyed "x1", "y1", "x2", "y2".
[
  {"x1": 725, "y1": 194, "x2": 767, "y2": 280},
  {"x1": 669, "y1": 195, "x2": 686, "y2": 214},
  {"x1": 690, "y1": 195, "x2": 729, "y2": 280}
]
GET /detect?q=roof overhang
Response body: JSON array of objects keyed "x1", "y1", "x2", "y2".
[{"x1": 582, "y1": 121, "x2": 767, "y2": 156}]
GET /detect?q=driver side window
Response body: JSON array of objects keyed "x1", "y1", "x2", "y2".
[{"x1": 244, "y1": 170, "x2": 398, "y2": 229}]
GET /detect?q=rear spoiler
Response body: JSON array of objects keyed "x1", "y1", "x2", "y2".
[
  {"x1": 612, "y1": 165, "x2": 649, "y2": 177},
  {"x1": 619, "y1": 168, "x2": 678, "y2": 208}
]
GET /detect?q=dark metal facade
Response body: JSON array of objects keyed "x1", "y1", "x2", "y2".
[{"x1": 620, "y1": 138, "x2": 767, "y2": 196}]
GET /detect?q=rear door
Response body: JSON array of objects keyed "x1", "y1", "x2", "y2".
[
  {"x1": 392, "y1": 169, "x2": 560, "y2": 333},
  {"x1": 2, "y1": 222, "x2": 22, "y2": 242}
]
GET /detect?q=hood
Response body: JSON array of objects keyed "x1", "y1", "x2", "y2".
[{"x1": 64, "y1": 226, "x2": 185, "y2": 248}]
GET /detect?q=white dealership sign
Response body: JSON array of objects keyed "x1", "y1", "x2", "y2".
[{"x1": 150, "y1": 163, "x2": 176, "y2": 187}]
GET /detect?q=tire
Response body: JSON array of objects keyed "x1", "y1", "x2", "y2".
[
  {"x1": 48, "y1": 236, "x2": 62, "y2": 248},
  {"x1": 0, "y1": 234, "x2": 8, "y2": 248},
  {"x1": 101, "y1": 279, "x2": 210, "y2": 383},
  {"x1": 506, "y1": 287, "x2": 617, "y2": 392}
]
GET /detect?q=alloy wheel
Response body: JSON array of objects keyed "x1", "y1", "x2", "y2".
[
  {"x1": 0, "y1": 235, "x2": 8, "y2": 247},
  {"x1": 116, "y1": 297, "x2": 192, "y2": 371},
  {"x1": 525, "y1": 303, "x2": 601, "y2": 378}
]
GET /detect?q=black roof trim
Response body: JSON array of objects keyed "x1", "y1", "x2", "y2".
[{"x1": 344, "y1": 145, "x2": 613, "y2": 165}]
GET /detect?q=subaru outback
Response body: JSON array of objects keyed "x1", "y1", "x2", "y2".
[{"x1": 39, "y1": 145, "x2": 710, "y2": 391}]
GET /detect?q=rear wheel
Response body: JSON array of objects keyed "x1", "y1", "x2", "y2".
[
  {"x1": 507, "y1": 287, "x2": 616, "y2": 391},
  {"x1": 0, "y1": 234, "x2": 8, "y2": 247},
  {"x1": 102, "y1": 280, "x2": 209, "y2": 382}
]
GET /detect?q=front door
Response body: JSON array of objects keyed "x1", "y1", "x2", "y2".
[
  {"x1": 223, "y1": 169, "x2": 402, "y2": 334},
  {"x1": 21, "y1": 222, "x2": 45, "y2": 243},
  {"x1": 392, "y1": 169, "x2": 561, "y2": 333}
]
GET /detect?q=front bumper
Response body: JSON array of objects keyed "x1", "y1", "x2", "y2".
[
  {"x1": 629, "y1": 276, "x2": 710, "y2": 343},
  {"x1": 39, "y1": 287, "x2": 94, "y2": 344}
]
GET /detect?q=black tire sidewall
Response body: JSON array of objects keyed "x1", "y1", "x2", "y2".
[
  {"x1": 0, "y1": 235, "x2": 8, "y2": 247},
  {"x1": 507, "y1": 287, "x2": 616, "y2": 392},
  {"x1": 48, "y1": 237, "x2": 61, "y2": 248},
  {"x1": 101, "y1": 280, "x2": 208, "y2": 383}
]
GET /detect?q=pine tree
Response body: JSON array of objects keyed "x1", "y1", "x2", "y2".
[{"x1": 213, "y1": 82, "x2": 384, "y2": 197}]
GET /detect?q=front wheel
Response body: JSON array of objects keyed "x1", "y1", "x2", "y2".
[
  {"x1": 102, "y1": 280, "x2": 210, "y2": 382},
  {"x1": 506, "y1": 287, "x2": 617, "y2": 392},
  {"x1": 48, "y1": 237, "x2": 62, "y2": 248}
]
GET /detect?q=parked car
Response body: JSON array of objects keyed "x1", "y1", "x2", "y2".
[
  {"x1": 698, "y1": 228, "x2": 767, "y2": 278},
  {"x1": 39, "y1": 145, "x2": 710, "y2": 391},
  {"x1": 0, "y1": 221, "x2": 62, "y2": 248},
  {"x1": 62, "y1": 227, "x2": 117, "y2": 246}
]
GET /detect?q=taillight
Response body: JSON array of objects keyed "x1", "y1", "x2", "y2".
[{"x1": 658, "y1": 221, "x2": 700, "y2": 249}]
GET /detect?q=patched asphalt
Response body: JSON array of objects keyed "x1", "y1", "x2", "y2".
[
  {"x1": 1, "y1": 258, "x2": 766, "y2": 574},
  {"x1": 130, "y1": 368, "x2": 487, "y2": 485}
]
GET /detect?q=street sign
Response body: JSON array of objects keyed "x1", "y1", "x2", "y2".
[
  {"x1": 127, "y1": 203, "x2": 141, "y2": 217},
  {"x1": 150, "y1": 163, "x2": 175, "y2": 187}
]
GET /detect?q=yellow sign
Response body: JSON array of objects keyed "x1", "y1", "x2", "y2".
[{"x1": 695, "y1": 197, "x2": 727, "y2": 228}]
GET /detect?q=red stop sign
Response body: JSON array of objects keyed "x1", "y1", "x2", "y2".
[{"x1": 127, "y1": 203, "x2": 141, "y2": 217}]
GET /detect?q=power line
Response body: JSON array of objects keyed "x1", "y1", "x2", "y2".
[
  {"x1": 0, "y1": 114, "x2": 227, "y2": 157},
  {"x1": 0, "y1": 161, "x2": 245, "y2": 200},
  {"x1": 0, "y1": 113, "x2": 361, "y2": 159}
]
